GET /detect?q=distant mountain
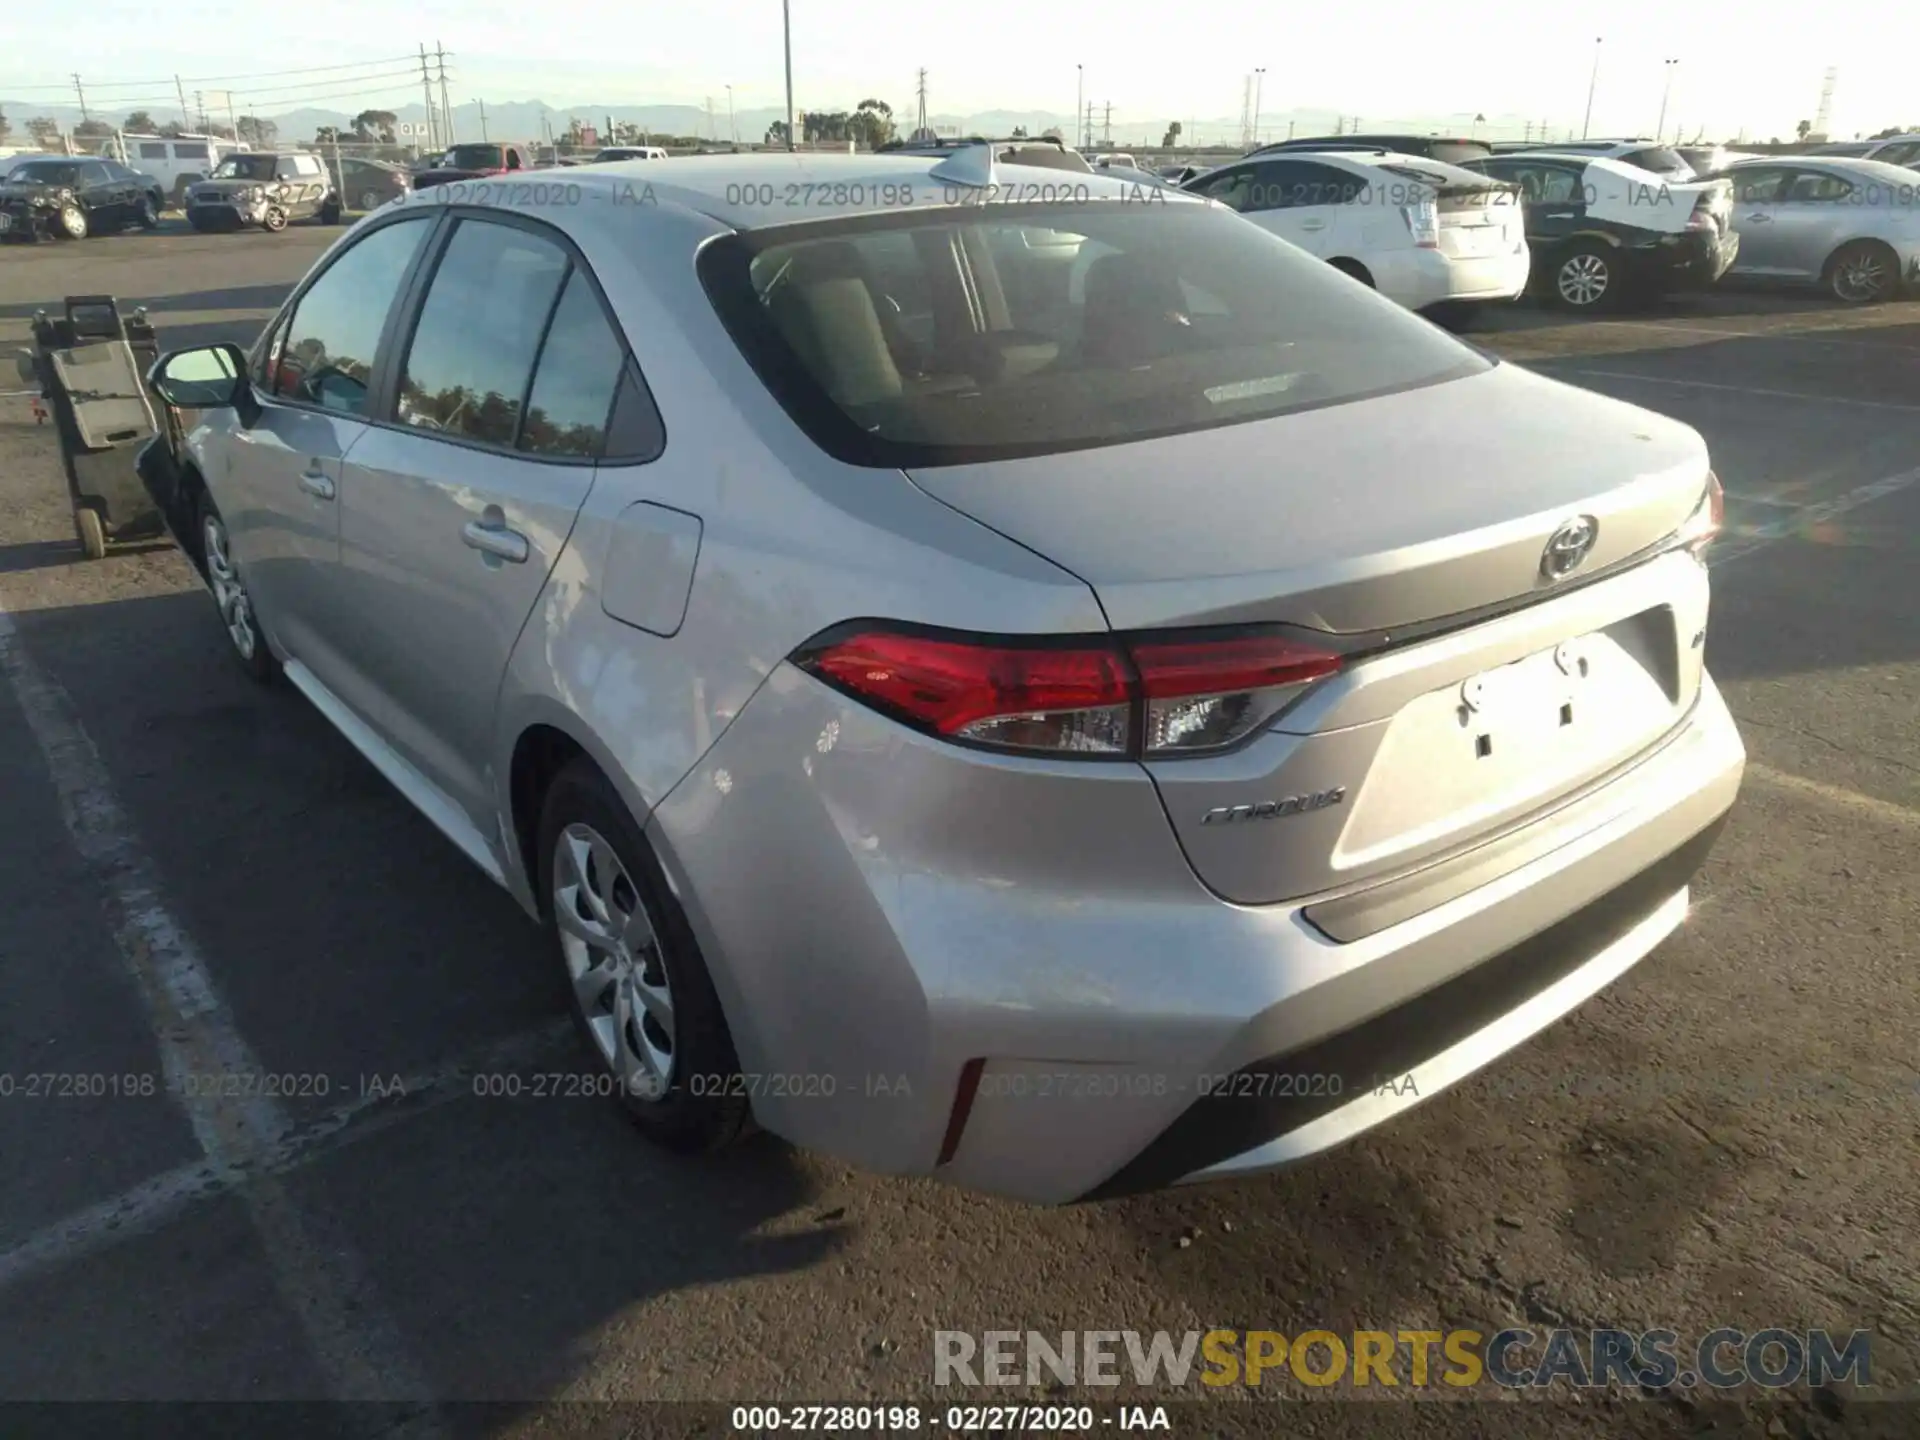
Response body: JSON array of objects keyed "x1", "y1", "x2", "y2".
[{"x1": 3, "y1": 95, "x2": 1657, "y2": 149}]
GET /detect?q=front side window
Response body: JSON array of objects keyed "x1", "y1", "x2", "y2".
[
  {"x1": 1787, "y1": 173, "x2": 1854, "y2": 203},
  {"x1": 272, "y1": 217, "x2": 434, "y2": 414},
  {"x1": 395, "y1": 219, "x2": 570, "y2": 446},
  {"x1": 700, "y1": 202, "x2": 1488, "y2": 468}
]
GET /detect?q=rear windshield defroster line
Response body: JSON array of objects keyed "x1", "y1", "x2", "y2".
[{"x1": 695, "y1": 202, "x2": 1489, "y2": 470}]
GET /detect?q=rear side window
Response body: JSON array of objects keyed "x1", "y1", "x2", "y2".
[
  {"x1": 396, "y1": 219, "x2": 570, "y2": 447},
  {"x1": 174, "y1": 142, "x2": 208, "y2": 160},
  {"x1": 139, "y1": 143, "x2": 168, "y2": 160},
  {"x1": 699, "y1": 203, "x2": 1487, "y2": 469},
  {"x1": 1787, "y1": 173, "x2": 1854, "y2": 203},
  {"x1": 518, "y1": 270, "x2": 628, "y2": 458},
  {"x1": 272, "y1": 216, "x2": 433, "y2": 414}
]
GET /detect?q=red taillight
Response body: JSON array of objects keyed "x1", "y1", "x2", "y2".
[{"x1": 794, "y1": 625, "x2": 1344, "y2": 759}]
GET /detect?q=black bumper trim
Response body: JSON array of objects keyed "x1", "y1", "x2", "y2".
[{"x1": 1080, "y1": 807, "x2": 1731, "y2": 1201}]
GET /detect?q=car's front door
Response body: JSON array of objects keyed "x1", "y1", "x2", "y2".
[
  {"x1": 1765, "y1": 169, "x2": 1859, "y2": 280},
  {"x1": 330, "y1": 212, "x2": 626, "y2": 825},
  {"x1": 221, "y1": 212, "x2": 439, "y2": 668}
]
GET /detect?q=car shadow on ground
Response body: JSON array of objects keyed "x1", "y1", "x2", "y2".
[{"x1": 0, "y1": 587, "x2": 850, "y2": 1406}]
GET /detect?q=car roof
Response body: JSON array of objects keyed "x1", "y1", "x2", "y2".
[
  {"x1": 1724, "y1": 154, "x2": 1920, "y2": 183},
  {"x1": 394, "y1": 150, "x2": 1207, "y2": 231}
]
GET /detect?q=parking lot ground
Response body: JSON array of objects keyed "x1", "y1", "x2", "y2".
[{"x1": 0, "y1": 231, "x2": 1915, "y2": 1434}]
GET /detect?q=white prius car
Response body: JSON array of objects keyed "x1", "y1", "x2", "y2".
[{"x1": 1182, "y1": 148, "x2": 1529, "y2": 316}]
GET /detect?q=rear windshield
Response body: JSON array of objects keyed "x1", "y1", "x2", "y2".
[
  {"x1": 698, "y1": 202, "x2": 1488, "y2": 468},
  {"x1": 1620, "y1": 147, "x2": 1691, "y2": 175},
  {"x1": 447, "y1": 144, "x2": 504, "y2": 168},
  {"x1": 1423, "y1": 141, "x2": 1494, "y2": 165}
]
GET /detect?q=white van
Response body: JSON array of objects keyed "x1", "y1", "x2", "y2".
[{"x1": 102, "y1": 134, "x2": 253, "y2": 205}]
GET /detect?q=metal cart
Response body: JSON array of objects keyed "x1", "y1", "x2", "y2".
[{"x1": 11, "y1": 295, "x2": 166, "y2": 560}]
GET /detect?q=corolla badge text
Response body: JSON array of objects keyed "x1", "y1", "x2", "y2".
[{"x1": 1201, "y1": 787, "x2": 1347, "y2": 825}]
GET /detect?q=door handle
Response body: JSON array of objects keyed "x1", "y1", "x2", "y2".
[
  {"x1": 462, "y1": 517, "x2": 530, "y2": 564},
  {"x1": 1746, "y1": 212, "x2": 1772, "y2": 222},
  {"x1": 1298, "y1": 218, "x2": 1327, "y2": 231},
  {"x1": 298, "y1": 467, "x2": 335, "y2": 500}
]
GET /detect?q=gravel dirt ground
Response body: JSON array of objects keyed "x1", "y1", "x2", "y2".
[{"x1": 0, "y1": 220, "x2": 1914, "y2": 1439}]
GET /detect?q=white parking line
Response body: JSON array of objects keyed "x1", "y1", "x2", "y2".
[
  {"x1": 1711, "y1": 465, "x2": 1920, "y2": 565},
  {"x1": 0, "y1": 1021, "x2": 571, "y2": 1296},
  {"x1": 1746, "y1": 764, "x2": 1920, "y2": 832},
  {"x1": 1618, "y1": 319, "x2": 1920, "y2": 354},
  {"x1": 0, "y1": 602, "x2": 447, "y2": 1421},
  {"x1": 1564, "y1": 368, "x2": 1920, "y2": 416}
]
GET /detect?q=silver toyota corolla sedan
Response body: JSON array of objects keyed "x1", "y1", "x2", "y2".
[
  {"x1": 1714, "y1": 156, "x2": 1920, "y2": 303},
  {"x1": 141, "y1": 150, "x2": 1744, "y2": 1203}
]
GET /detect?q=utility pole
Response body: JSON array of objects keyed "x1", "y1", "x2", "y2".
[
  {"x1": 1075, "y1": 64, "x2": 1083, "y2": 148},
  {"x1": 1656, "y1": 59, "x2": 1677, "y2": 142},
  {"x1": 915, "y1": 68, "x2": 928, "y2": 138},
  {"x1": 1583, "y1": 37, "x2": 1602, "y2": 140},
  {"x1": 175, "y1": 75, "x2": 191, "y2": 130},
  {"x1": 437, "y1": 43, "x2": 455, "y2": 145},
  {"x1": 1239, "y1": 75, "x2": 1253, "y2": 151},
  {"x1": 782, "y1": 0, "x2": 796, "y2": 151},
  {"x1": 420, "y1": 44, "x2": 439, "y2": 150},
  {"x1": 478, "y1": 99, "x2": 489, "y2": 142},
  {"x1": 194, "y1": 91, "x2": 206, "y2": 133},
  {"x1": 1103, "y1": 102, "x2": 1111, "y2": 147},
  {"x1": 727, "y1": 84, "x2": 737, "y2": 144},
  {"x1": 1252, "y1": 68, "x2": 1265, "y2": 146},
  {"x1": 72, "y1": 74, "x2": 89, "y2": 124}
]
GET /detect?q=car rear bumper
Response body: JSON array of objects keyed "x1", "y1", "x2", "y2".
[
  {"x1": 1373, "y1": 245, "x2": 1531, "y2": 309},
  {"x1": 1640, "y1": 229, "x2": 1740, "y2": 291},
  {"x1": 650, "y1": 648, "x2": 1744, "y2": 1205}
]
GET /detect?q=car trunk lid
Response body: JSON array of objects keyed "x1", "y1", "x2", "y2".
[{"x1": 904, "y1": 361, "x2": 1714, "y2": 906}]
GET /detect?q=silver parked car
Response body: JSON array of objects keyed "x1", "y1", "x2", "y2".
[
  {"x1": 1713, "y1": 156, "x2": 1920, "y2": 303},
  {"x1": 141, "y1": 151, "x2": 1744, "y2": 1204}
]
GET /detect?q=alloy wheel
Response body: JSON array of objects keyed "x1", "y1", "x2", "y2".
[
  {"x1": 553, "y1": 823, "x2": 676, "y2": 1100},
  {"x1": 358, "y1": 188, "x2": 381, "y2": 211},
  {"x1": 1833, "y1": 249, "x2": 1889, "y2": 303},
  {"x1": 1558, "y1": 253, "x2": 1609, "y2": 307},
  {"x1": 59, "y1": 204, "x2": 87, "y2": 239},
  {"x1": 202, "y1": 514, "x2": 258, "y2": 661}
]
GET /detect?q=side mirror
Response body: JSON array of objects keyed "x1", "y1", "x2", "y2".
[
  {"x1": 12, "y1": 349, "x2": 36, "y2": 387},
  {"x1": 148, "y1": 342, "x2": 250, "y2": 410}
]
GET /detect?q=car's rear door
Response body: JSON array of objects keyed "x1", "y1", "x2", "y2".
[
  {"x1": 329, "y1": 211, "x2": 627, "y2": 826},
  {"x1": 1722, "y1": 165, "x2": 1797, "y2": 273}
]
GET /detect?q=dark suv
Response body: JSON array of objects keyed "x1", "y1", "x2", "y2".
[{"x1": 1250, "y1": 135, "x2": 1494, "y2": 165}]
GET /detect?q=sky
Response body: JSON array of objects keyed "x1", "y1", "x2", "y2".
[{"x1": 0, "y1": 1, "x2": 1910, "y2": 142}]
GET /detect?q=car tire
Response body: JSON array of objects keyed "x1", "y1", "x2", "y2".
[
  {"x1": 537, "y1": 759, "x2": 753, "y2": 1155},
  {"x1": 357, "y1": 188, "x2": 382, "y2": 212},
  {"x1": 138, "y1": 193, "x2": 161, "y2": 230},
  {"x1": 1329, "y1": 257, "x2": 1375, "y2": 288},
  {"x1": 261, "y1": 206, "x2": 289, "y2": 233},
  {"x1": 1551, "y1": 240, "x2": 1617, "y2": 311},
  {"x1": 1825, "y1": 240, "x2": 1899, "y2": 305},
  {"x1": 195, "y1": 489, "x2": 279, "y2": 683},
  {"x1": 73, "y1": 504, "x2": 107, "y2": 560},
  {"x1": 56, "y1": 203, "x2": 88, "y2": 240}
]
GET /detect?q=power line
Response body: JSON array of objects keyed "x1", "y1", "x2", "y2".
[{"x1": 0, "y1": 54, "x2": 422, "y2": 95}]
